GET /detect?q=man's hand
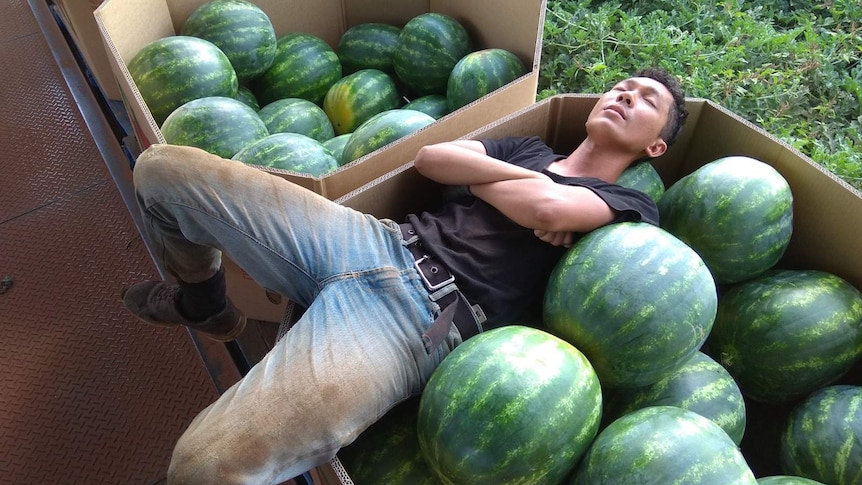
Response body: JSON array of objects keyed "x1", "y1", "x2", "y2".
[{"x1": 534, "y1": 229, "x2": 574, "y2": 248}]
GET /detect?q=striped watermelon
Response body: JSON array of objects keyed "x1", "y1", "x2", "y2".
[
  {"x1": 180, "y1": 0, "x2": 276, "y2": 83},
  {"x1": 232, "y1": 132, "x2": 338, "y2": 176},
  {"x1": 341, "y1": 109, "x2": 435, "y2": 164},
  {"x1": 616, "y1": 160, "x2": 665, "y2": 202},
  {"x1": 706, "y1": 269, "x2": 862, "y2": 403},
  {"x1": 544, "y1": 222, "x2": 717, "y2": 389},
  {"x1": 572, "y1": 406, "x2": 758, "y2": 484},
  {"x1": 403, "y1": 94, "x2": 449, "y2": 119},
  {"x1": 128, "y1": 36, "x2": 238, "y2": 125},
  {"x1": 780, "y1": 385, "x2": 862, "y2": 485},
  {"x1": 322, "y1": 134, "x2": 351, "y2": 165},
  {"x1": 336, "y1": 22, "x2": 401, "y2": 75},
  {"x1": 160, "y1": 96, "x2": 268, "y2": 159},
  {"x1": 323, "y1": 69, "x2": 401, "y2": 136},
  {"x1": 251, "y1": 33, "x2": 342, "y2": 106},
  {"x1": 337, "y1": 398, "x2": 437, "y2": 485},
  {"x1": 418, "y1": 326, "x2": 602, "y2": 485},
  {"x1": 446, "y1": 48, "x2": 526, "y2": 112},
  {"x1": 392, "y1": 13, "x2": 472, "y2": 96},
  {"x1": 258, "y1": 98, "x2": 335, "y2": 143},
  {"x1": 604, "y1": 351, "x2": 747, "y2": 445},
  {"x1": 757, "y1": 476, "x2": 827, "y2": 484},
  {"x1": 658, "y1": 156, "x2": 793, "y2": 284},
  {"x1": 235, "y1": 85, "x2": 260, "y2": 111}
]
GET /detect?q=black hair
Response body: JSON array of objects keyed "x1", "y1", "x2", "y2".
[{"x1": 634, "y1": 67, "x2": 688, "y2": 147}]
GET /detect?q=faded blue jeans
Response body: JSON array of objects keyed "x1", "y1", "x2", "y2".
[{"x1": 133, "y1": 144, "x2": 462, "y2": 484}]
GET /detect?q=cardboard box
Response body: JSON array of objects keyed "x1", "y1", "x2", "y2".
[
  {"x1": 330, "y1": 94, "x2": 862, "y2": 481},
  {"x1": 93, "y1": 0, "x2": 546, "y2": 200},
  {"x1": 94, "y1": 0, "x2": 545, "y2": 322},
  {"x1": 53, "y1": 0, "x2": 122, "y2": 100}
]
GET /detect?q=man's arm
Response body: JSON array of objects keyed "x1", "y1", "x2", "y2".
[
  {"x1": 470, "y1": 178, "x2": 616, "y2": 234},
  {"x1": 413, "y1": 140, "x2": 547, "y2": 186}
]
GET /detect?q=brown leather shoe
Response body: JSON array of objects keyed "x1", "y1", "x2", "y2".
[{"x1": 121, "y1": 281, "x2": 246, "y2": 342}]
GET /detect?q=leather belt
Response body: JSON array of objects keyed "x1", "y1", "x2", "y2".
[{"x1": 400, "y1": 223, "x2": 483, "y2": 349}]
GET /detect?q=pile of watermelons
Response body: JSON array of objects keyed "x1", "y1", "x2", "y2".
[
  {"x1": 126, "y1": 0, "x2": 526, "y2": 175},
  {"x1": 339, "y1": 157, "x2": 862, "y2": 484}
]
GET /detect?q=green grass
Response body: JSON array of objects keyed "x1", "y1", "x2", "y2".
[{"x1": 540, "y1": 0, "x2": 861, "y2": 190}]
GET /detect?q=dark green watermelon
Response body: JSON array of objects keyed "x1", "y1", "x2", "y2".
[
  {"x1": 160, "y1": 96, "x2": 268, "y2": 159},
  {"x1": 707, "y1": 269, "x2": 862, "y2": 403},
  {"x1": 446, "y1": 48, "x2": 526, "y2": 112},
  {"x1": 180, "y1": 0, "x2": 276, "y2": 83},
  {"x1": 251, "y1": 33, "x2": 342, "y2": 106},
  {"x1": 128, "y1": 36, "x2": 238, "y2": 125},
  {"x1": 418, "y1": 325, "x2": 602, "y2": 484},
  {"x1": 336, "y1": 22, "x2": 401, "y2": 75},
  {"x1": 232, "y1": 132, "x2": 338, "y2": 177},
  {"x1": 322, "y1": 134, "x2": 351, "y2": 165},
  {"x1": 572, "y1": 406, "x2": 757, "y2": 484},
  {"x1": 658, "y1": 156, "x2": 793, "y2": 284},
  {"x1": 780, "y1": 385, "x2": 862, "y2": 485},
  {"x1": 341, "y1": 109, "x2": 435, "y2": 164},
  {"x1": 392, "y1": 13, "x2": 471, "y2": 96},
  {"x1": 616, "y1": 160, "x2": 665, "y2": 202},
  {"x1": 544, "y1": 222, "x2": 717, "y2": 389},
  {"x1": 234, "y1": 84, "x2": 260, "y2": 111},
  {"x1": 258, "y1": 98, "x2": 335, "y2": 143},
  {"x1": 403, "y1": 94, "x2": 450, "y2": 120},
  {"x1": 323, "y1": 69, "x2": 401, "y2": 136}
]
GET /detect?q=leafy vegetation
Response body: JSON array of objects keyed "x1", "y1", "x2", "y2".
[{"x1": 540, "y1": 0, "x2": 861, "y2": 190}]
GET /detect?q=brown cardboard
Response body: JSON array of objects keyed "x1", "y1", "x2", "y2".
[
  {"x1": 330, "y1": 93, "x2": 862, "y2": 483},
  {"x1": 93, "y1": 0, "x2": 546, "y2": 200},
  {"x1": 93, "y1": 0, "x2": 545, "y2": 323},
  {"x1": 54, "y1": 0, "x2": 122, "y2": 100}
]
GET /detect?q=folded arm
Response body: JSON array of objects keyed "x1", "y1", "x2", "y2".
[{"x1": 413, "y1": 140, "x2": 547, "y2": 186}]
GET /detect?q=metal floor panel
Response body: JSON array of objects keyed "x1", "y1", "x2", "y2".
[{"x1": 0, "y1": 1, "x2": 235, "y2": 482}]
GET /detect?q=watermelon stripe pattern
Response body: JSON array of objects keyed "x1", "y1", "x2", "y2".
[
  {"x1": 780, "y1": 385, "x2": 862, "y2": 485},
  {"x1": 232, "y1": 133, "x2": 338, "y2": 176},
  {"x1": 393, "y1": 13, "x2": 471, "y2": 96},
  {"x1": 128, "y1": 36, "x2": 238, "y2": 126},
  {"x1": 323, "y1": 69, "x2": 401, "y2": 135},
  {"x1": 616, "y1": 160, "x2": 665, "y2": 202},
  {"x1": 544, "y1": 222, "x2": 718, "y2": 389},
  {"x1": 707, "y1": 269, "x2": 862, "y2": 403},
  {"x1": 341, "y1": 109, "x2": 434, "y2": 164},
  {"x1": 446, "y1": 48, "x2": 526, "y2": 112},
  {"x1": 258, "y1": 98, "x2": 335, "y2": 142},
  {"x1": 573, "y1": 406, "x2": 758, "y2": 484},
  {"x1": 658, "y1": 156, "x2": 793, "y2": 284},
  {"x1": 251, "y1": 33, "x2": 342, "y2": 106},
  {"x1": 160, "y1": 96, "x2": 268, "y2": 159},
  {"x1": 336, "y1": 23, "x2": 401, "y2": 75},
  {"x1": 606, "y1": 351, "x2": 747, "y2": 445},
  {"x1": 418, "y1": 326, "x2": 602, "y2": 484},
  {"x1": 180, "y1": 0, "x2": 277, "y2": 83}
]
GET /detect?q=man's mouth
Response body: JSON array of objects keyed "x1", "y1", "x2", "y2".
[{"x1": 605, "y1": 105, "x2": 626, "y2": 120}]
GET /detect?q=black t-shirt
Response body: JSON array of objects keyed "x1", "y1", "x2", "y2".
[{"x1": 405, "y1": 136, "x2": 659, "y2": 328}]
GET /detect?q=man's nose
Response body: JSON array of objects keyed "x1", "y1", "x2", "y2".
[{"x1": 618, "y1": 91, "x2": 634, "y2": 105}]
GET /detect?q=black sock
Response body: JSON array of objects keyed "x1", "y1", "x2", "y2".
[{"x1": 178, "y1": 266, "x2": 227, "y2": 321}]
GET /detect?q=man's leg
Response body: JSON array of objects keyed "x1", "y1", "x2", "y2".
[{"x1": 168, "y1": 258, "x2": 462, "y2": 483}]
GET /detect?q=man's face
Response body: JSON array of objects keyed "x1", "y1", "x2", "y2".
[{"x1": 585, "y1": 76, "x2": 674, "y2": 157}]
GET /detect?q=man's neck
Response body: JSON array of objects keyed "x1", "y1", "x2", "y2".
[{"x1": 547, "y1": 137, "x2": 641, "y2": 182}]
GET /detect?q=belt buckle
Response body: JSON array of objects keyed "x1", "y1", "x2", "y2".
[{"x1": 414, "y1": 255, "x2": 455, "y2": 291}]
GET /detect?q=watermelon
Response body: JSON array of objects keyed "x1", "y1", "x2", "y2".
[
  {"x1": 657, "y1": 156, "x2": 793, "y2": 284},
  {"x1": 572, "y1": 406, "x2": 758, "y2": 484},
  {"x1": 446, "y1": 48, "x2": 526, "y2": 112},
  {"x1": 544, "y1": 222, "x2": 718, "y2": 389},
  {"x1": 392, "y1": 13, "x2": 472, "y2": 96},
  {"x1": 258, "y1": 98, "x2": 335, "y2": 143},
  {"x1": 341, "y1": 109, "x2": 435, "y2": 164},
  {"x1": 616, "y1": 160, "x2": 665, "y2": 202},
  {"x1": 604, "y1": 351, "x2": 747, "y2": 445},
  {"x1": 706, "y1": 269, "x2": 862, "y2": 403},
  {"x1": 235, "y1": 84, "x2": 260, "y2": 111},
  {"x1": 780, "y1": 385, "x2": 862, "y2": 485},
  {"x1": 160, "y1": 96, "x2": 268, "y2": 159},
  {"x1": 418, "y1": 326, "x2": 602, "y2": 485},
  {"x1": 180, "y1": 0, "x2": 276, "y2": 83},
  {"x1": 337, "y1": 398, "x2": 437, "y2": 485},
  {"x1": 757, "y1": 476, "x2": 826, "y2": 484},
  {"x1": 232, "y1": 132, "x2": 338, "y2": 176},
  {"x1": 323, "y1": 69, "x2": 401, "y2": 136},
  {"x1": 128, "y1": 36, "x2": 238, "y2": 125},
  {"x1": 403, "y1": 94, "x2": 450, "y2": 120},
  {"x1": 336, "y1": 22, "x2": 401, "y2": 75},
  {"x1": 322, "y1": 134, "x2": 351, "y2": 165},
  {"x1": 251, "y1": 33, "x2": 342, "y2": 106}
]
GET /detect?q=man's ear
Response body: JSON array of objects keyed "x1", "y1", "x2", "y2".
[{"x1": 644, "y1": 138, "x2": 668, "y2": 158}]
